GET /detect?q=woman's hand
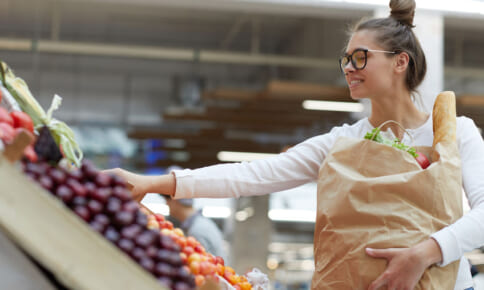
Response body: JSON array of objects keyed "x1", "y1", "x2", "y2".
[
  {"x1": 103, "y1": 168, "x2": 177, "y2": 202},
  {"x1": 367, "y1": 239, "x2": 443, "y2": 290},
  {"x1": 103, "y1": 168, "x2": 149, "y2": 202}
]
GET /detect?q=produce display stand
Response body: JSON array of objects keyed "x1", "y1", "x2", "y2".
[
  {"x1": 0, "y1": 228, "x2": 56, "y2": 290},
  {"x1": 0, "y1": 155, "x2": 167, "y2": 290}
]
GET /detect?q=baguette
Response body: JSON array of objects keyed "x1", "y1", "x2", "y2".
[{"x1": 432, "y1": 91, "x2": 456, "y2": 150}]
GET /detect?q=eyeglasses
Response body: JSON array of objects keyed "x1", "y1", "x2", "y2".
[{"x1": 339, "y1": 48, "x2": 396, "y2": 73}]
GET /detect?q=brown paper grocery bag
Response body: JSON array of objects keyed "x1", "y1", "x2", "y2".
[{"x1": 311, "y1": 136, "x2": 462, "y2": 289}]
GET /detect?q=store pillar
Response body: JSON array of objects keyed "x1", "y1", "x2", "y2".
[{"x1": 231, "y1": 195, "x2": 271, "y2": 274}]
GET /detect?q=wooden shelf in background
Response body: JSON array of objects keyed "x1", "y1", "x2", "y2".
[
  {"x1": 163, "y1": 110, "x2": 315, "y2": 127},
  {"x1": 203, "y1": 80, "x2": 351, "y2": 102},
  {"x1": 202, "y1": 89, "x2": 260, "y2": 101},
  {"x1": 262, "y1": 80, "x2": 351, "y2": 101},
  {"x1": 457, "y1": 95, "x2": 484, "y2": 107}
]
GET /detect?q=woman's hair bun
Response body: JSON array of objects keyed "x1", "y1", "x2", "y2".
[{"x1": 389, "y1": 0, "x2": 416, "y2": 27}]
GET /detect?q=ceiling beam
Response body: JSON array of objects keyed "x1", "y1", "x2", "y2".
[{"x1": 0, "y1": 37, "x2": 337, "y2": 70}]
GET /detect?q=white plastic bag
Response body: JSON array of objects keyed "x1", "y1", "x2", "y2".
[{"x1": 246, "y1": 268, "x2": 269, "y2": 290}]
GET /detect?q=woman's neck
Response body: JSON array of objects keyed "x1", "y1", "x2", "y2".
[{"x1": 368, "y1": 92, "x2": 428, "y2": 139}]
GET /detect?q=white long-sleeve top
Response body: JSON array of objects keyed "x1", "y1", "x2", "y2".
[{"x1": 173, "y1": 115, "x2": 484, "y2": 289}]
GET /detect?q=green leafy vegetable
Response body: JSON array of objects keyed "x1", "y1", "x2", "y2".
[{"x1": 364, "y1": 127, "x2": 418, "y2": 158}]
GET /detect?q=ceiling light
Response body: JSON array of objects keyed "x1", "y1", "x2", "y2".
[
  {"x1": 417, "y1": 0, "x2": 484, "y2": 15},
  {"x1": 268, "y1": 209, "x2": 316, "y2": 223},
  {"x1": 235, "y1": 210, "x2": 249, "y2": 221},
  {"x1": 202, "y1": 206, "x2": 232, "y2": 219},
  {"x1": 267, "y1": 258, "x2": 279, "y2": 270},
  {"x1": 217, "y1": 151, "x2": 278, "y2": 162},
  {"x1": 142, "y1": 203, "x2": 169, "y2": 216},
  {"x1": 302, "y1": 100, "x2": 364, "y2": 112}
]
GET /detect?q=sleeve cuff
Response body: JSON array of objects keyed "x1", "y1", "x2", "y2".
[
  {"x1": 171, "y1": 169, "x2": 195, "y2": 199},
  {"x1": 431, "y1": 229, "x2": 461, "y2": 267}
]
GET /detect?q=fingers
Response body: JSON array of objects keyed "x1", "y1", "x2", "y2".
[
  {"x1": 368, "y1": 274, "x2": 387, "y2": 290},
  {"x1": 102, "y1": 168, "x2": 123, "y2": 177},
  {"x1": 366, "y1": 248, "x2": 393, "y2": 290},
  {"x1": 366, "y1": 248, "x2": 394, "y2": 259}
]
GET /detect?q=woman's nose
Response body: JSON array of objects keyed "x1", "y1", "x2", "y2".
[{"x1": 343, "y1": 61, "x2": 355, "y2": 74}]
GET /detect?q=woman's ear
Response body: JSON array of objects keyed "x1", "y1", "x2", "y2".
[{"x1": 394, "y1": 52, "x2": 409, "y2": 74}]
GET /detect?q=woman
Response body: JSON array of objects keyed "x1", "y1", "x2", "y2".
[{"x1": 106, "y1": 0, "x2": 484, "y2": 289}]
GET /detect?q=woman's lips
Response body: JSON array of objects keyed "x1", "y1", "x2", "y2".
[{"x1": 348, "y1": 79, "x2": 363, "y2": 89}]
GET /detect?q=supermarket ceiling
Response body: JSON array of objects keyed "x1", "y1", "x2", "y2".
[{"x1": 1, "y1": 0, "x2": 484, "y2": 169}]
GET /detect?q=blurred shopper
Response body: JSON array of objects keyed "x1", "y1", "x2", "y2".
[
  {"x1": 163, "y1": 195, "x2": 228, "y2": 262},
  {"x1": 105, "y1": 0, "x2": 484, "y2": 289}
]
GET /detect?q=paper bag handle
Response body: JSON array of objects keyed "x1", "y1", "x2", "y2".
[{"x1": 369, "y1": 119, "x2": 415, "y2": 150}]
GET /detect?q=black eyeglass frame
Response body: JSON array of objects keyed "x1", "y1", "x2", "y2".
[{"x1": 339, "y1": 48, "x2": 396, "y2": 73}]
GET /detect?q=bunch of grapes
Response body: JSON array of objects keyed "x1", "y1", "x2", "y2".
[{"x1": 22, "y1": 159, "x2": 195, "y2": 290}]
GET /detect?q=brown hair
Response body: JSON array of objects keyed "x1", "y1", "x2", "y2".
[{"x1": 350, "y1": 0, "x2": 426, "y2": 95}]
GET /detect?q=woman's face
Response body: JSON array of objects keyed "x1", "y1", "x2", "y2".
[{"x1": 343, "y1": 30, "x2": 396, "y2": 100}]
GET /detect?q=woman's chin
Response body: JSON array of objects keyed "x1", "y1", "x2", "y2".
[{"x1": 349, "y1": 92, "x2": 365, "y2": 101}]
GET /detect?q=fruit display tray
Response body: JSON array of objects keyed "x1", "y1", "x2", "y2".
[{"x1": 0, "y1": 156, "x2": 167, "y2": 290}]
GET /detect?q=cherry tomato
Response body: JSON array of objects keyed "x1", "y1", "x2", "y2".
[
  {"x1": 10, "y1": 111, "x2": 34, "y2": 133},
  {"x1": 0, "y1": 122, "x2": 15, "y2": 143},
  {"x1": 415, "y1": 151, "x2": 430, "y2": 169},
  {"x1": 0, "y1": 107, "x2": 14, "y2": 126}
]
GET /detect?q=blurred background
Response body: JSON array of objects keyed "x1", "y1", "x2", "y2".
[{"x1": 1, "y1": 0, "x2": 484, "y2": 288}]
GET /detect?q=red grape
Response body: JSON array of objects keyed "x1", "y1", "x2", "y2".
[
  {"x1": 95, "y1": 173, "x2": 112, "y2": 187},
  {"x1": 56, "y1": 185, "x2": 74, "y2": 203},
  {"x1": 73, "y1": 206, "x2": 91, "y2": 222},
  {"x1": 123, "y1": 201, "x2": 140, "y2": 213},
  {"x1": 155, "y1": 262, "x2": 176, "y2": 278},
  {"x1": 106, "y1": 197, "x2": 122, "y2": 215},
  {"x1": 131, "y1": 247, "x2": 146, "y2": 261},
  {"x1": 72, "y1": 196, "x2": 88, "y2": 207},
  {"x1": 156, "y1": 249, "x2": 172, "y2": 264},
  {"x1": 25, "y1": 162, "x2": 43, "y2": 176},
  {"x1": 81, "y1": 160, "x2": 98, "y2": 180},
  {"x1": 117, "y1": 238, "x2": 135, "y2": 253},
  {"x1": 83, "y1": 181, "x2": 97, "y2": 196},
  {"x1": 87, "y1": 200, "x2": 104, "y2": 215},
  {"x1": 139, "y1": 257, "x2": 155, "y2": 273},
  {"x1": 145, "y1": 245, "x2": 158, "y2": 259},
  {"x1": 174, "y1": 281, "x2": 193, "y2": 290},
  {"x1": 93, "y1": 214, "x2": 110, "y2": 227},
  {"x1": 135, "y1": 230, "x2": 158, "y2": 248},
  {"x1": 111, "y1": 174, "x2": 126, "y2": 187},
  {"x1": 113, "y1": 211, "x2": 134, "y2": 227},
  {"x1": 120, "y1": 224, "x2": 142, "y2": 240},
  {"x1": 136, "y1": 213, "x2": 148, "y2": 227},
  {"x1": 67, "y1": 168, "x2": 83, "y2": 181},
  {"x1": 49, "y1": 168, "x2": 66, "y2": 185},
  {"x1": 66, "y1": 178, "x2": 87, "y2": 197},
  {"x1": 38, "y1": 175, "x2": 54, "y2": 191},
  {"x1": 158, "y1": 277, "x2": 173, "y2": 288},
  {"x1": 104, "y1": 226, "x2": 120, "y2": 243},
  {"x1": 176, "y1": 266, "x2": 192, "y2": 281},
  {"x1": 113, "y1": 186, "x2": 131, "y2": 202},
  {"x1": 89, "y1": 221, "x2": 106, "y2": 233},
  {"x1": 91, "y1": 188, "x2": 110, "y2": 204}
]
